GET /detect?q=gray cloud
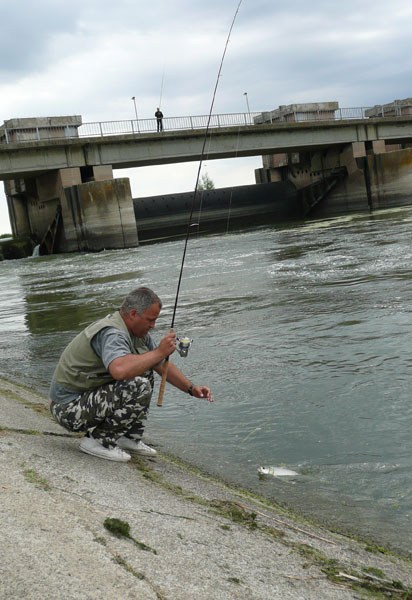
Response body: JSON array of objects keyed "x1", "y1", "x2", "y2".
[{"x1": 0, "y1": 1, "x2": 85, "y2": 76}]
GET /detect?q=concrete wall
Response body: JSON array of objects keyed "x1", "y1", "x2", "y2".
[
  {"x1": 256, "y1": 138, "x2": 412, "y2": 220},
  {"x1": 365, "y1": 98, "x2": 412, "y2": 118},
  {"x1": 62, "y1": 178, "x2": 138, "y2": 252},
  {"x1": 253, "y1": 100, "x2": 412, "y2": 218},
  {"x1": 307, "y1": 146, "x2": 412, "y2": 219},
  {"x1": 5, "y1": 168, "x2": 82, "y2": 243},
  {"x1": 255, "y1": 102, "x2": 339, "y2": 124},
  {"x1": 368, "y1": 147, "x2": 412, "y2": 207},
  {"x1": 0, "y1": 115, "x2": 82, "y2": 143},
  {"x1": 4, "y1": 163, "x2": 122, "y2": 251}
]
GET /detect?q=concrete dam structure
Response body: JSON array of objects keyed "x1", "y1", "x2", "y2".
[
  {"x1": 254, "y1": 100, "x2": 412, "y2": 219},
  {"x1": 2, "y1": 99, "x2": 412, "y2": 255},
  {"x1": 1, "y1": 116, "x2": 139, "y2": 255},
  {"x1": 133, "y1": 181, "x2": 300, "y2": 242}
]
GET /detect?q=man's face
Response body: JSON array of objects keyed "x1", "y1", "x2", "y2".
[{"x1": 129, "y1": 303, "x2": 161, "y2": 337}]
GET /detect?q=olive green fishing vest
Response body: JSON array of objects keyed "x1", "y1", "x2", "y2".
[{"x1": 53, "y1": 311, "x2": 153, "y2": 392}]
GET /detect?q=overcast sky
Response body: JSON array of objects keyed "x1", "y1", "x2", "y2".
[{"x1": 1, "y1": 0, "x2": 412, "y2": 233}]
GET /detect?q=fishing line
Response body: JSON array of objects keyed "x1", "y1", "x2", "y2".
[
  {"x1": 157, "y1": 0, "x2": 243, "y2": 406},
  {"x1": 159, "y1": 65, "x2": 165, "y2": 108},
  {"x1": 225, "y1": 124, "x2": 243, "y2": 234},
  {"x1": 171, "y1": 0, "x2": 243, "y2": 329}
]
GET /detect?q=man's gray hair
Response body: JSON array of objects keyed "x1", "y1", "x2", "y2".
[{"x1": 120, "y1": 287, "x2": 162, "y2": 315}]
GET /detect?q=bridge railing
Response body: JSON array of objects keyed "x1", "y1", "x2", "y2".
[
  {"x1": 0, "y1": 105, "x2": 409, "y2": 145},
  {"x1": 73, "y1": 108, "x2": 375, "y2": 137},
  {"x1": 76, "y1": 112, "x2": 259, "y2": 138}
]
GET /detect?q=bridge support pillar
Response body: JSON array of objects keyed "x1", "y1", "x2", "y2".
[
  {"x1": 4, "y1": 166, "x2": 138, "y2": 253},
  {"x1": 62, "y1": 178, "x2": 138, "y2": 252}
]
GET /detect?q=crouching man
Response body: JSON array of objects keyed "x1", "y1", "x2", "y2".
[{"x1": 49, "y1": 287, "x2": 212, "y2": 462}]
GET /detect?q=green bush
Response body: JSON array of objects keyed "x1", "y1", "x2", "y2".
[{"x1": 0, "y1": 238, "x2": 32, "y2": 260}]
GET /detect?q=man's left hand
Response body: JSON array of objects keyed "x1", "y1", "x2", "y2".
[{"x1": 191, "y1": 385, "x2": 213, "y2": 402}]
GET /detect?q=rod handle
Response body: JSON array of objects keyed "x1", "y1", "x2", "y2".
[
  {"x1": 157, "y1": 357, "x2": 169, "y2": 407},
  {"x1": 157, "y1": 328, "x2": 174, "y2": 407}
]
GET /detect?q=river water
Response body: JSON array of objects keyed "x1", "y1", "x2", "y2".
[{"x1": 0, "y1": 207, "x2": 411, "y2": 555}]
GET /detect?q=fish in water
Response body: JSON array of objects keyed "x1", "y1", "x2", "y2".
[{"x1": 258, "y1": 466, "x2": 298, "y2": 478}]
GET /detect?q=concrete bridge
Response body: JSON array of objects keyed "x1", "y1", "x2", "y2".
[
  {"x1": 1, "y1": 111, "x2": 412, "y2": 178},
  {"x1": 2, "y1": 100, "x2": 412, "y2": 255}
]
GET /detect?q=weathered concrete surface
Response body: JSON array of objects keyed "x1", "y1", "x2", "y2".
[
  {"x1": 62, "y1": 178, "x2": 138, "y2": 252},
  {"x1": 0, "y1": 377, "x2": 411, "y2": 600}
]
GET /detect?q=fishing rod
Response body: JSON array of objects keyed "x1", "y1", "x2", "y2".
[{"x1": 157, "y1": 0, "x2": 243, "y2": 407}]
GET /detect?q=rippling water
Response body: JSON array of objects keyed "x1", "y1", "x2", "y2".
[{"x1": 1, "y1": 207, "x2": 411, "y2": 554}]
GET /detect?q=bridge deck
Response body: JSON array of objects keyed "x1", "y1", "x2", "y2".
[{"x1": 1, "y1": 112, "x2": 412, "y2": 179}]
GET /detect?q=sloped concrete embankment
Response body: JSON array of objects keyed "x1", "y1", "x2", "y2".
[{"x1": 0, "y1": 377, "x2": 411, "y2": 600}]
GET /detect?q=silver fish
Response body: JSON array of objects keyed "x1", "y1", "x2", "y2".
[{"x1": 258, "y1": 466, "x2": 298, "y2": 477}]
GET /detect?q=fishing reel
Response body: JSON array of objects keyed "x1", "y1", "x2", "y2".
[{"x1": 176, "y1": 336, "x2": 193, "y2": 358}]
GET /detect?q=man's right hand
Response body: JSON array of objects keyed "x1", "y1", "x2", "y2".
[{"x1": 158, "y1": 331, "x2": 176, "y2": 358}]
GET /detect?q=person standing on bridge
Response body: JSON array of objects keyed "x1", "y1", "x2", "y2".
[
  {"x1": 49, "y1": 286, "x2": 212, "y2": 462},
  {"x1": 155, "y1": 107, "x2": 164, "y2": 132}
]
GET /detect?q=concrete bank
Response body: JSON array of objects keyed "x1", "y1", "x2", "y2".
[{"x1": 0, "y1": 378, "x2": 411, "y2": 600}]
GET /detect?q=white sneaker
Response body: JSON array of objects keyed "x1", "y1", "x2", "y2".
[
  {"x1": 80, "y1": 437, "x2": 131, "y2": 462},
  {"x1": 117, "y1": 437, "x2": 157, "y2": 456}
]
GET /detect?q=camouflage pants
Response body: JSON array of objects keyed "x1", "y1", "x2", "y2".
[{"x1": 50, "y1": 377, "x2": 152, "y2": 448}]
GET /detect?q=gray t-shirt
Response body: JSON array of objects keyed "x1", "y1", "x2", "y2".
[{"x1": 49, "y1": 327, "x2": 155, "y2": 405}]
